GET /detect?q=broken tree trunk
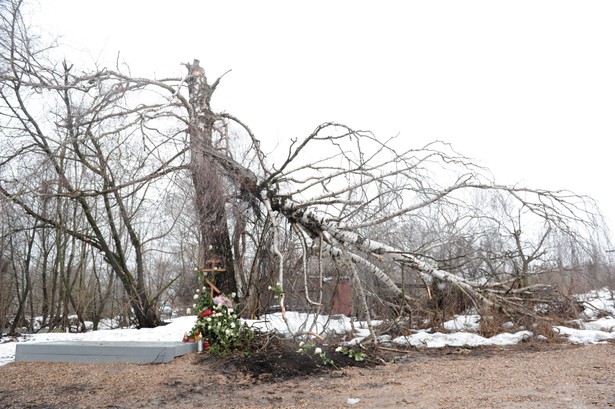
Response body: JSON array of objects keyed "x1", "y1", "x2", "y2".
[{"x1": 185, "y1": 59, "x2": 238, "y2": 294}]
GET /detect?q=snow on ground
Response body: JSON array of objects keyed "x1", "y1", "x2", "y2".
[
  {"x1": 245, "y1": 310, "x2": 378, "y2": 337},
  {"x1": 580, "y1": 317, "x2": 615, "y2": 332},
  {"x1": 1, "y1": 288, "x2": 614, "y2": 367},
  {"x1": 443, "y1": 314, "x2": 481, "y2": 332},
  {"x1": 553, "y1": 326, "x2": 615, "y2": 345},
  {"x1": 0, "y1": 316, "x2": 197, "y2": 367},
  {"x1": 577, "y1": 287, "x2": 615, "y2": 319},
  {"x1": 389, "y1": 330, "x2": 532, "y2": 348}
]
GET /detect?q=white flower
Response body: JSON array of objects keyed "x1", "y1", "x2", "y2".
[
  {"x1": 299, "y1": 341, "x2": 305, "y2": 347},
  {"x1": 196, "y1": 289, "x2": 200, "y2": 293},
  {"x1": 193, "y1": 294, "x2": 199, "y2": 300},
  {"x1": 228, "y1": 308, "x2": 234, "y2": 314},
  {"x1": 267, "y1": 286, "x2": 272, "y2": 290},
  {"x1": 225, "y1": 329, "x2": 231, "y2": 335},
  {"x1": 203, "y1": 286, "x2": 207, "y2": 291},
  {"x1": 230, "y1": 323, "x2": 236, "y2": 329},
  {"x1": 335, "y1": 346, "x2": 343, "y2": 352},
  {"x1": 193, "y1": 303, "x2": 196, "y2": 308},
  {"x1": 314, "y1": 347, "x2": 322, "y2": 354},
  {"x1": 206, "y1": 317, "x2": 211, "y2": 322},
  {"x1": 231, "y1": 292, "x2": 236, "y2": 298},
  {"x1": 186, "y1": 308, "x2": 192, "y2": 315}
]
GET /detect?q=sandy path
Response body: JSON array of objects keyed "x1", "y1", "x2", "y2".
[{"x1": 0, "y1": 343, "x2": 613, "y2": 408}]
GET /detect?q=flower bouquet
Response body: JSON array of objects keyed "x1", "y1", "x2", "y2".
[{"x1": 184, "y1": 285, "x2": 253, "y2": 355}]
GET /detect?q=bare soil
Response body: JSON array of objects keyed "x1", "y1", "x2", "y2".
[{"x1": 0, "y1": 338, "x2": 613, "y2": 409}]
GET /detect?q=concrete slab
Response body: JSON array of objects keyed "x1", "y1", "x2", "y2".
[{"x1": 15, "y1": 341, "x2": 198, "y2": 364}]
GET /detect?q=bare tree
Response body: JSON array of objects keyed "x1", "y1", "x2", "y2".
[{"x1": 0, "y1": 1, "x2": 187, "y2": 327}]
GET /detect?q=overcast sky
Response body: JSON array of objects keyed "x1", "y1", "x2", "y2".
[{"x1": 29, "y1": 1, "x2": 615, "y2": 238}]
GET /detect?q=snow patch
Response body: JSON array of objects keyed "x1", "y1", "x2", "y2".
[
  {"x1": 390, "y1": 330, "x2": 531, "y2": 348},
  {"x1": 2, "y1": 287, "x2": 613, "y2": 367},
  {"x1": 581, "y1": 317, "x2": 615, "y2": 332},
  {"x1": 443, "y1": 315, "x2": 480, "y2": 332},
  {"x1": 576, "y1": 287, "x2": 615, "y2": 319},
  {"x1": 553, "y1": 326, "x2": 615, "y2": 345}
]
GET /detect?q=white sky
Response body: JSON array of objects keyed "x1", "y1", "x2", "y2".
[{"x1": 29, "y1": 1, "x2": 615, "y2": 239}]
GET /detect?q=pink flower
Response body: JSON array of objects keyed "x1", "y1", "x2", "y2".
[{"x1": 213, "y1": 295, "x2": 233, "y2": 308}]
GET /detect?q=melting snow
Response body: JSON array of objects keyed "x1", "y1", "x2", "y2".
[{"x1": 1, "y1": 288, "x2": 613, "y2": 366}]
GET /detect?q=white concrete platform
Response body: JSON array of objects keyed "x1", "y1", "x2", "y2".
[{"x1": 15, "y1": 341, "x2": 197, "y2": 364}]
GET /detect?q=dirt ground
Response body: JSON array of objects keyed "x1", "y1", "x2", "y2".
[{"x1": 0, "y1": 338, "x2": 613, "y2": 409}]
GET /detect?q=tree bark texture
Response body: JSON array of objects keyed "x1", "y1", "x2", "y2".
[{"x1": 185, "y1": 60, "x2": 238, "y2": 294}]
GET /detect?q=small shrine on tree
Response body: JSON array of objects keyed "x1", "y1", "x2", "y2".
[{"x1": 183, "y1": 258, "x2": 252, "y2": 354}]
